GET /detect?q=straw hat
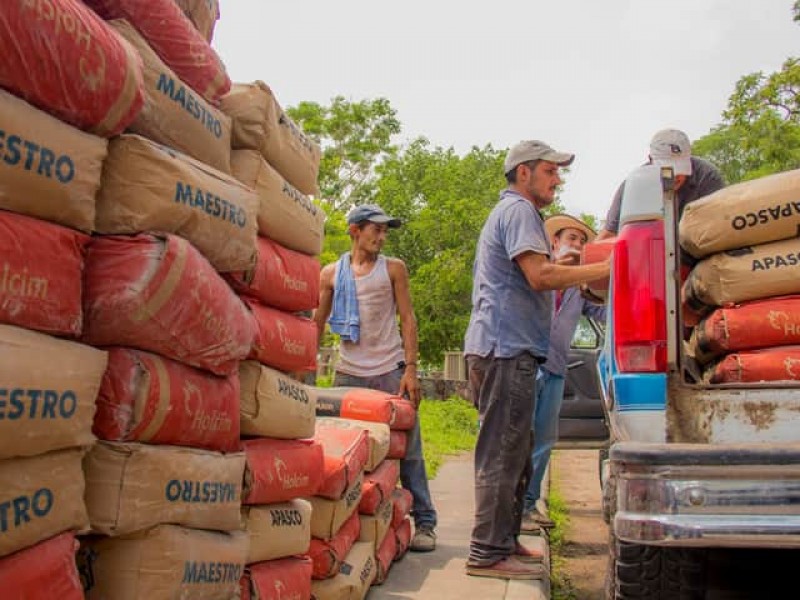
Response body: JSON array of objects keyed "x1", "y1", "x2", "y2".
[{"x1": 544, "y1": 214, "x2": 596, "y2": 243}]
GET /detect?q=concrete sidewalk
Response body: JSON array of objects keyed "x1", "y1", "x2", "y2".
[{"x1": 369, "y1": 453, "x2": 549, "y2": 600}]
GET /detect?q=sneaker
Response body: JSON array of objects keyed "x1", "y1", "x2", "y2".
[
  {"x1": 514, "y1": 541, "x2": 544, "y2": 563},
  {"x1": 520, "y1": 511, "x2": 543, "y2": 535},
  {"x1": 465, "y1": 556, "x2": 546, "y2": 580},
  {"x1": 409, "y1": 526, "x2": 436, "y2": 552}
]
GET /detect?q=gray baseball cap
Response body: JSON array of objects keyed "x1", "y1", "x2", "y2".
[
  {"x1": 504, "y1": 140, "x2": 575, "y2": 174},
  {"x1": 346, "y1": 204, "x2": 401, "y2": 228},
  {"x1": 649, "y1": 129, "x2": 693, "y2": 175}
]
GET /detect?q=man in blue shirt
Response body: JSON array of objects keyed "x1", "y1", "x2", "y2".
[
  {"x1": 464, "y1": 140, "x2": 610, "y2": 580},
  {"x1": 522, "y1": 214, "x2": 607, "y2": 533}
]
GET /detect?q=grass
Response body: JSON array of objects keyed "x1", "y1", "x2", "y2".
[
  {"x1": 419, "y1": 396, "x2": 479, "y2": 479},
  {"x1": 548, "y1": 458, "x2": 579, "y2": 600}
]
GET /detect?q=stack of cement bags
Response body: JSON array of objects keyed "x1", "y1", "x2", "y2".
[{"x1": 680, "y1": 169, "x2": 800, "y2": 383}]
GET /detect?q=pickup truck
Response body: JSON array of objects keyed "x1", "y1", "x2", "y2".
[{"x1": 557, "y1": 164, "x2": 800, "y2": 598}]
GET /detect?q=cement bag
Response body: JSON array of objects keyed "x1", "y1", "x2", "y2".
[
  {"x1": 174, "y1": 0, "x2": 219, "y2": 42},
  {"x1": 581, "y1": 237, "x2": 614, "y2": 302},
  {"x1": 316, "y1": 387, "x2": 416, "y2": 431},
  {"x1": 315, "y1": 417, "x2": 390, "y2": 473},
  {"x1": 221, "y1": 82, "x2": 321, "y2": 196},
  {"x1": 0, "y1": 533, "x2": 83, "y2": 600},
  {"x1": 357, "y1": 500, "x2": 392, "y2": 552},
  {"x1": 94, "y1": 347, "x2": 240, "y2": 452},
  {"x1": 309, "y1": 511, "x2": 360, "y2": 580},
  {"x1": 309, "y1": 474, "x2": 363, "y2": 541},
  {"x1": 390, "y1": 489, "x2": 412, "y2": 529},
  {"x1": 243, "y1": 438, "x2": 324, "y2": 505},
  {"x1": 228, "y1": 236, "x2": 321, "y2": 312},
  {"x1": 359, "y1": 460, "x2": 400, "y2": 516},
  {"x1": 310, "y1": 541, "x2": 376, "y2": 600},
  {"x1": 393, "y1": 517, "x2": 411, "y2": 561},
  {"x1": 231, "y1": 150, "x2": 325, "y2": 256},
  {"x1": 83, "y1": 233, "x2": 256, "y2": 376},
  {"x1": 83, "y1": 441, "x2": 245, "y2": 536},
  {"x1": 314, "y1": 425, "x2": 370, "y2": 500},
  {"x1": 690, "y1": 295, "x2": 800, "y2": 365},
  {"x1": 0, "y1": 211, "x2": 88, "y2": 336},
  {"x1": 241, "y1": 556, "x2": 313, "y2": 600},
  {"x1": 388, "y1": 431, "x2": 408, "y2": 460},
  {"x1": 683, "y1": 238, "x2": 800, "y2": 312},
  {"x1": 0, "y1": 0, "x2": 144, "y2": 137},
  {"x1": 373, "y1": 525, "x2": 397, "y2": 585},
  {"x1": 83, "y1": 0, "x2": 230, "y2": 103},
  {"x1": 81, "y1": 525, "x2": 248, "y2": 600},
  {"x1": 706, "y1": 346, "x2": 800, "y2": 384},
  {"x1": 680, "y1": 169, "x2": 800, "y2": 260},
  {"x1": 0, "y1": 89, "x2": 107, "y2": 232},
  {"x1": 240, "y1": 361, "x2": 317, "y2": 440},
  {"x1": 0, "y1": 325, "x2": 107, "y2": 459},
  {"x1": 0, "y1": 448, "x2": 88, "y2": 558},
  {"x1": 247, "y1": 301, "x2": 318, "y2": 373},
  {"x1": 95, "y1": 134, "x2": 258, "y2": 272},
  {"x1": 110, "y1": 20, "x2": 232, "y2": 174},
  {"x1": 244, "y1": 499, "x2": 312, "y2": 564}
]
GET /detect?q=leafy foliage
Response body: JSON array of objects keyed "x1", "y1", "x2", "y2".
[{"x1": 419, "y1": 397, "x2": 478, "y2": 478}]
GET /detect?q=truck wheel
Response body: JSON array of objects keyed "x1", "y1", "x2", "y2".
[{"x1": 613, "y1": 539, "x2": 707, "y2": 599}]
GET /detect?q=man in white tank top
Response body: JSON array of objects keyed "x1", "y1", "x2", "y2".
[{"x1": 314, "y1": 204, "x2": 438, "y2": 552}]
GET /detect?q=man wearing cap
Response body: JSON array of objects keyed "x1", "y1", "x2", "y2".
[
  {"x1": 463, "y1": 141, "x2": 610, "y2": 580},
  {"x1": 314, "y1": 203, "x2": 438, "y2": 553},
  {"x1": 596, "y1": 128, "x2": 725, "y2": 240},
  {"x1": 521, "y1": 214, "x2": 606, "y2": 533}
]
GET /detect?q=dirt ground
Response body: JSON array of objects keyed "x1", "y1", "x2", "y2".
[{"x1": 551, "y1": 449, "x2": 609, "y2": 600}]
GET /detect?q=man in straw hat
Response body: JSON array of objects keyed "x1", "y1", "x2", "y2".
[
  {"x1": 520, "y1": 214, "x2": 606, "y2": 534},
  {"x1": 463, "y1": 141, "x2": 610, "y2": 580}
]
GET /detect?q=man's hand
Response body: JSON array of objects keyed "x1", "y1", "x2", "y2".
[{"x1": 399, "y1": 366, "x2": 422, "y2": 408}]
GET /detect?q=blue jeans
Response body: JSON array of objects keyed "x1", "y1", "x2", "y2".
[
  {"x1": 333, "y1": 369, "x2": 438, "y2": 530},
  {"x1": 524, "y1": 368, "x2": 565, "y2": 511}
]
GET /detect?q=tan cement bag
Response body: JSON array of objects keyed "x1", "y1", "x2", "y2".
[
  {"x1": 311, "y1": 541, "x2": 377, "y2": 600},
  {"x1": 310, "y1": 473, "x2": 363, "y2": 540},
  {"x1": 231, "y1": 149, "x2": 325, "y2": 256},
  {"x1": 221, "y1": 82, "x2": 321, "y2": 196},
  {"x1": 82, "y1": 524, "x2": 248, "y2": 600},
  {"x1": 0, "y1": 324, "x2": 107, "y2": 459},
  {"x1": 0, "y1": 448, "x2": 88, "y2": 558},
  {"x1": 173, "y1": 0, "x2": 220, "y2": 42},
  {"x1": 95, "y1": 134, "x2": 258, "y2": 272},
  {"x1": 110, "y1": 20, "x2": 232, "y2": 174},
  {"x1": 315, "y1": 417, "x2": 390, "y2": 473},
  {"x1": 239, "y1": 361, "x2": 317, "y2": 439},
  {"x1": 357, "y1": 499, "x2": 393, "y2": 552},
  {"x1": 683, "y1": 237, "x2": 800, "y2": 311},
  {"x1": 680, "y1": 169, "x2": 800, "y2": 259},
  {"x1": 0, "y1": 88, "x2": 107, "y2": 232},
  {"x1": 243, "y1": 498, "x2": 312, "y2": 564},
  {"x1": 83, "y1": 442, "x2": 245, "y2": 536}
]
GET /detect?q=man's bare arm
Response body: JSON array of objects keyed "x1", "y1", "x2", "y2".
[
  {"x1": 388, "y1": 258, "x2": 421, "y2": 407},
  {"x1": 314, "y1": 263, "x2": 336, "y2": 349},
  {"x1": 515, "y1": 251, "x2": 610, "y2": 292}
]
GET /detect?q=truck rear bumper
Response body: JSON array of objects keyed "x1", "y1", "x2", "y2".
[{"x1": 612, "y1": 442, "x2": 800, "y2": 548}]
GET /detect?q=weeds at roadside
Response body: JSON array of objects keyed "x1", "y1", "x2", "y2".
[
  {"x1": 419, "y1": 396, "x2": 478, "y2": 479},
  {"x1": 548, "y1": 469, "x2": 579, "y2": 600}
]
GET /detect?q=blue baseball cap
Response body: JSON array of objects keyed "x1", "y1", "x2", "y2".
[{"x1": 346, "y1": 204, "x2": 402, "y2": 228}]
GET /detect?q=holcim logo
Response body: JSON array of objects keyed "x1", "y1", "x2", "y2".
[
  {"x1": 276, "y1": 320, "x2": 306, "y2": 357},
  {"x1": 273, "y1": 580, "x2": 302, "y2": 600},
  {"x1": 274, "y1": 456, "x2": 309, "y2": 490}
]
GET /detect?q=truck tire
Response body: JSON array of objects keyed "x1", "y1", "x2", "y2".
[{"x1": 613, "y1": 539, "x2": 707, "y2": 599}]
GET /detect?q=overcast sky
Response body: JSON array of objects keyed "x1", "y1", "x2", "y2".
[{"x1": 214, "y1": 1, "x2": 798, "y2": 225}]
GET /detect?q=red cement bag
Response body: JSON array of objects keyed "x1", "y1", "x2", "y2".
[
  {"x1": 83, "y1": 233, "x2": 256, "y2": 376},
  {"x1": 394, "y1": 517, "x2": 411, "y2": 561},
  {"x1": 0, "y1": 210, "x2": 88, "y2": 337},
  {"x1": 227, "y1": 236, "x2": 320, "y2": 312},
  {"x1": 359, "y1": 460, "x2": 400, "y2": 516},
  {"x1": 314, "y1": 424, "x2": 370, "y2": 500},
  {"x1": 374, "y1": 524, "x2": 398, "y2": 585},
  {"x1": 0, "y1": 533, "x2": 83, "y2": 600},
  {"x1": 83, "y1": 0, "x2": 230, "y2": 103},
  {"x1": 0, "y1": 0, "x2": 144, "y2": 137},
  {"x1": 388, "y1": 430, "x2": 408, "y2": 460},
  {"x1": 316, "y1": 387, "x2": 417, "y2": 430},
  {"x1": 707, "y1": 346, "x2": 800, "y2": 384},
  {"x1": 94, "y1": 347, "x2": 240, "y2": 452},
  {"x1": 247, "y1": 300, "x2": 317, "y2": 373},
  {"x1": 240, "y1": 556, "x2": 313, "y2": 600},
  {"x1": 694, "y1": 295, "x2": 800, "y2": 361},
  {"x1": 391, "y1": 488, "x2": 413, "y2": 529},
  {"x1": 243, "y1": 438, "x2": 324, "y2": 505},
  {"x1": 309, "y1": 510, "x2": 360, "y2": 580}
]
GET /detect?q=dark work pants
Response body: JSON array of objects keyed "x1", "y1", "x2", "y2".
[{"x1": 466, "y1": 352, "x2": 538, "y2": 566}]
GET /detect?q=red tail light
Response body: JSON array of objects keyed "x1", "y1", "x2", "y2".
[{"x1": 612, "y1": 220, "x2": 666, "y2": 372}]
